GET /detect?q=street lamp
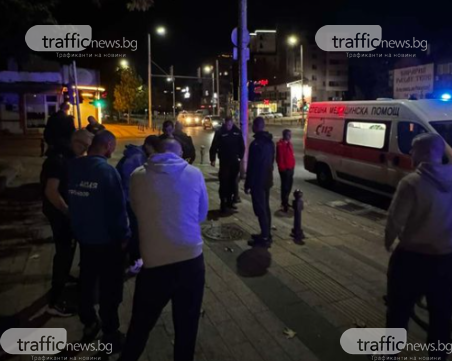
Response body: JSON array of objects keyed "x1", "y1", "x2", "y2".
[
  {"x1": 120, "y1": 59, "x2": 129, "y2": 69},
  {"x1": 287, "y1": 34, "x2": 304, "y2": 118},
  {"x1": 203, "y1": 63, "x2": 220, "y2": 115},
  {"x1": 148, "y1": 26, "x2": 167, "y2": 129}
]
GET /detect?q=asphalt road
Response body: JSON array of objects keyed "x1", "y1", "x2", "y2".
[{"x1": 115, "y1": 124, "x2": 392, "y2": 212}]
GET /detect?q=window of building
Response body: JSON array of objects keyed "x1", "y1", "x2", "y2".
[
  {"x1": 312, "y1": 75, "x2": 317, "y2": 81},
  {"x1": 398, "y1": 122, "x2": 428, "y2": 154},
  {"x1": 329, "y1": 59, "x2": 342, "y2": 65},
  {"x1": 346, "y1": 121, "x2": 387, "y2": 149},
  {"x1": 312, "y1": 54, "x2": 317, "y2": 59},
  {"x1": 312, "y1": 65, "x2": 317, "y2": 70},
  {"x1": 312, "y1": 97, "x2": 318, "y2": 102},
  {"x1": 25, "y1": 94, "x2": 46, "y2": 128}
]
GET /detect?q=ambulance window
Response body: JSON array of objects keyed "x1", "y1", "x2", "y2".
[
  {"x1": 346, "y1": 121, "x2": 387, "y2": 149},
  {"x1": 398, "y1": 122, "x2": 428, "y2": 154}
]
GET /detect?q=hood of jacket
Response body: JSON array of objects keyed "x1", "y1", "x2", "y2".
[
  {"x1": 123, "y1": 144, "x2": 145, "y2": 158},
  {"x1": 254, "y1": 131, "x2": 273, "y2": 142},
  {"x1": 417, "y1": 162, "x2": 452, "y2": 192},
  {"x1": 146, "y1": 152, "x2": 188, "y2": 174}
]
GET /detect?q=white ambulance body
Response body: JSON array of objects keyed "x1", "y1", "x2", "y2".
[{"x1": 304, "y1": 99, "x2": 452, "y2": 195}]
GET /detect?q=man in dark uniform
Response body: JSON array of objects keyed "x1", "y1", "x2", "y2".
[
  {"x1": 210, "y1": 117, "x2": 245, "y2": 213},
  {"x1": 245, "y1": 117, "x2": 275, "y2": 247},
  {"x1": 44, "y1": 102, "x2": 75, "y2": 156}
]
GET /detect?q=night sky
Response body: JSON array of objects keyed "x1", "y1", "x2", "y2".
[{"x1": 48, "y1": 0, "x2": 452, "y2": 80}]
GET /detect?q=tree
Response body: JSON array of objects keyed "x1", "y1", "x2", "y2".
[{"x1": 113, "y1": 68, "x2": 144, "y2": 123}]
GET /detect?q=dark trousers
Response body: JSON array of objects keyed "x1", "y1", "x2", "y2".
[
  {"x1": 279, "y1": 169, "x2": 294, "y2": 208},
  {"x1": 126, "y1": 202, "x2": 140, "y2": 264},
  {"x1": 121, "y1": 255, "x2": 205, "y2": 361},
  {"x1": 219, "y1": 161, "x2": 240, "y2": 206},
  {"x1": 45, "y1": 211, "x2": 76, "y2": 306},
  {"x1": 386, "y1": 247, "x2": 452, "y2": 361},
  {"x1": 251, "y1": 189, "x2": 272, "y2": 239},
  {"x1": 79, "y1": 244, "x2": 125, "y2": 335}
]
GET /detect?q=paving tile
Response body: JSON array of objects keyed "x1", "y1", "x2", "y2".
[
  {"x1": 230, "y1": 342, "x2": 264, "y2": 361},
  {"x1": 216, "y1": 319, "x2": 248, "y2": 346}
]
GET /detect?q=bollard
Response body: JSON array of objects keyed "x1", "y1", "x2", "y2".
[
  {"x1": 200, "y1": 145, "x2": 205, "y2": 164},
  {"x1": 291, "y1": 189, "x2": 305, "y2": 245}
]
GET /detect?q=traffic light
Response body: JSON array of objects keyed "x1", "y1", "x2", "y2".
[{"x1": 90, "y1": 99, "x2": 106, "y2": 108}]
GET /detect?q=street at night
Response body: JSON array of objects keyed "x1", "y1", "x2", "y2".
[{"x1": 2, "y1": 0, "x2": 452, "y2": 360}]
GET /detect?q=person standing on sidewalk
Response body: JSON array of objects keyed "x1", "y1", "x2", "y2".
[
  {"x1": 41, "y1": 129, "x2": 94, "y2": 317},
  {"x1": 174, "y1": 121, "x2": 196, "y2": 164},
  {"x1": 68, "y1": 130, "x2": 130, "y2": 350},
  {"x1": 120, "y1": 139, "x2": 208, "y2": 361},
  {"x1": 245, "y1": 117, "x2": 275, "y2": 247},
  {"x1": 385, "y1": 133, "x2": 452, "y2": 361},
  {"x1": 116, "y1": 135, "x2": 160, "y2": 274},
  {"x1": 209, "y1": 117, "x2": 245, "y2": 213},
  {"x1": 86, "y1": 116, "x2": 105, "y2": 135},
  {"x1": 44, "y1": 102, "x2": 75, "y2": 156},
  {"x1": 276, "y1": 129, "x2": 295, "y2": 212}
]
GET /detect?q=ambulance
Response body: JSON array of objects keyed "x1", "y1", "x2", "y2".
[{"x1": 304, "y1": 99, "x2": 452, "y2": 195}]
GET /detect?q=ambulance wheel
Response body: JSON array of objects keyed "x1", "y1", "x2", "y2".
[{"x1": 316, "y1": 164, "x2": 335, "y2": 188}]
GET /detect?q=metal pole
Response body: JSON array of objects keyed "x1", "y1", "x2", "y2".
[
  {"x1": 148, "y1": 33, "x2": 153, "y2": 129},
  {"x1": 211, "y1": 72, "x2": 215, "y2": 115},
  {"x1": 239, "y1": 0, "x2": 249, "y2": 173},
  {"x1": 72, "y1": 61, "x2": 82, "y2": 129},
  {"x1": 300, "y1": 44, "x2": 304, "y2": 123},
  {"x1": 216, "y1": 59, "x2": 220, "y2": 116}
]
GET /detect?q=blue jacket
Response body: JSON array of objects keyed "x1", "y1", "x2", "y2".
[
  {"x1": 68, "y1": 155, "x2": 131, "y2": 245},
  {"x1": 116, "y1": 145, "x2": 147, "y2": 201}
]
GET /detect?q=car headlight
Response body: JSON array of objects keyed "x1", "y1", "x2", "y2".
[
  {"x1": 212, "y1": 121, "x2": 219, "y2": 126},
  {"x1": 195, "y1": 117, "x2": 200, "y2": 123}
]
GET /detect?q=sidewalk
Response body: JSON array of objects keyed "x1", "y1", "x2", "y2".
[
  {"x1": 0, "y1": 159, "x2": 429, "y2": 361},
  {"x1": 104, "y1": 124, "x2": 158, "y2": 139}
]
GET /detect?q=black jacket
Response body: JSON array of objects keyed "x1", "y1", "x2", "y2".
[
  {"x1": 245, "y1": 131, "x2": 275, "y2": 191},
  {"x1": 44, "y1": 111, "x2": 75, "y2": 155},
  {"x1": 159, "y1": 131, "x2": 196, "y2": 164},
  {"x1": 209, "y1": 124, "x2": 245, "y2": 164}
]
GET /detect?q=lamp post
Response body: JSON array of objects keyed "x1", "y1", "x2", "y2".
[
  {"x1": 287, "y1": 35, "x2": 304, "y2": 119},
  {"x1": 204, "y1": 65, "x2": 217, "y2": 115},
  {"x1": 148, "y1": 26, "x2": 166, "y2": 129}
]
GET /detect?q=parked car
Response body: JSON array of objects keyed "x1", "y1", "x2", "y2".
[
  {"x1": 260, "y1": 112, "x2": 275, "y2": 119},
  {"x1": 203, "y1": 116, "x2": 223, "y2": 130},
  {"x1": 273, "y1": 112, "x2": 284, "y2": 118}
]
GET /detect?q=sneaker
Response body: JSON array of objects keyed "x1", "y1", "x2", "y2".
[
  {"x1": 227, "y1": 203, "x2": 238, "y2": 210},
  {"x1": 233, "y1": 197, "x2": 242, "y2": 204},
  {"x1": 102, "y1": 331, "x2": 125, "y2": 354},
  {"x1": 251, "y1": 234, "x2": 262, "y2": 240},
  {"x1": 127, "y1": 259, "x2": 143, "y2": 275},
  {"x1": 46, "y1": 302, "x2": 76, "y2": 318},
  {"x1": 83, "y1": 320, "x2": 101, "y2": 342}
]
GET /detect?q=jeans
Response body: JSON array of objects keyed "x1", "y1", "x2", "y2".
[
  {"x1": 120, "y1": 254, "x2": 205, "y2": 361},
  {"x1": 279, "y1": 169, "x2": 294, "y2": 208},
  {"x1": 386, "y1": 247, "x2": 452, "y2": 361},
  {"x1": 251, "y1": 189, "x2": 272, "y2": 239},
  {"x1": 79, "y1": 243, "x2": 125, "y2": 335},
  {"x1": 219, "y1": 161, "x2": 240, "y2": 206},
  {"x1": 45, "y1": 210, "x2": 76, "y2": 306}
]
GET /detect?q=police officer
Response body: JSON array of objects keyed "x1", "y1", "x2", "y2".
[{"x1": 210, "y1": 117, "x2": 245, "y2": 213}]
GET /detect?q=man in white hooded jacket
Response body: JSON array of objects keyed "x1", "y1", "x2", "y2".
[
  {"x1": 385, "y1": 133, "x2": 452, "y2": 361},
  {"x1": 120, "y1": 139, "x2": 208, "y2": 361}
]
